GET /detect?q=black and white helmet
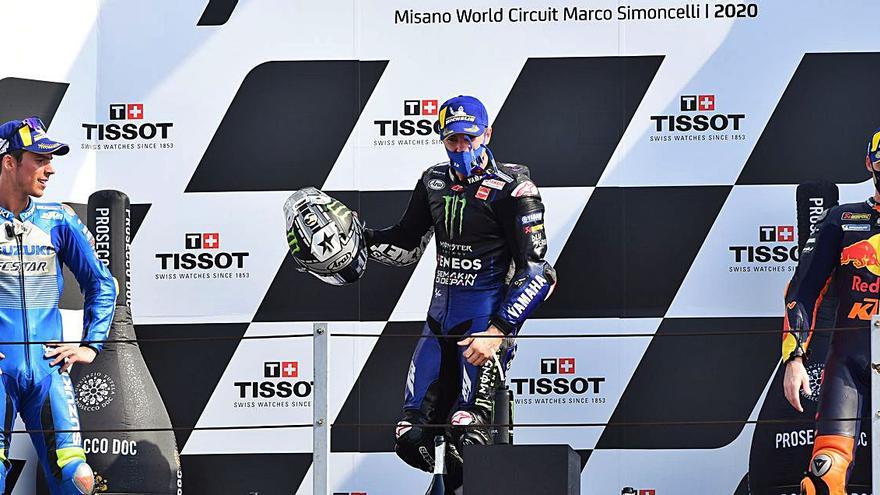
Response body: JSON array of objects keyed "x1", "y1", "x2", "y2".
[{"x1": 283, "y1": 187, "x2": 367, "y2": 286}]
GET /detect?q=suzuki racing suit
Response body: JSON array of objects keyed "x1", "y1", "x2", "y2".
[
  {"x1": 0, "y1": 201, "x2": 116, "y2": 494},
  {"x1": 784, "y1": 197, "x2": 880, "y2": 495},
  {"x1": 365, "y1": 159, "x2": 557, "y2": 489}
]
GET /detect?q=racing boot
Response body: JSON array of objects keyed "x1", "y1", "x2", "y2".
[
  {"x1": 450, "y1": 409, "x2": 493, "y2": 449},
  {"x1": 395, "y1": 419, "x2": 435, "y2": 472},
  {"x1": 800, "y1": 435, "x2": 853, "y2": 495}
]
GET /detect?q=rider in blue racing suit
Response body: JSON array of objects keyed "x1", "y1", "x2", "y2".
[
  {"x1": 365, "y1": 96, "x2": 557, "y2": 493},
  {"x1": 0, "y1": 118, "x2": 116, "y2": 494}
]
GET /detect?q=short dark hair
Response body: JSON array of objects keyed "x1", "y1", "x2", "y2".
[
  {"x1": 3, "y1": 149, "x2": 24, "y2": 161},
  {"x1": 0, "y1": 149, "x2": 24, "y2": 175}
]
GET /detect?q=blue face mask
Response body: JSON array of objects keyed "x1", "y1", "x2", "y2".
[{"x1": 446, "y1": 136, "x2": 488, "y2": 177}]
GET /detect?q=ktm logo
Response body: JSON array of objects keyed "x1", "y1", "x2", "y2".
[{"x1": 848, "y1": 298, "x2": 879, "y2": 320}]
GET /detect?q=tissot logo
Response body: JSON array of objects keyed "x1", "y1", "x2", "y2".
[
  {"x1": 729, "y1": 225, "x2": 799, "y2": 266},
  {"x1": 540, "y1": 357, "x2": 575, "y2": 375},
  {"x1": 759, "y1": 225, "x2": 794, "y2": 243},
  {"x1": 185, "y1": 232, "x2": 220, "y2": 250},
  {"x1": 680, "y1": 95, "x2": 697, "y2": 111},
  {"x1": 698, "y1": 95, "x2": 715, "y2": 111},
  {"x1": 511, "y1": 358, "x2": 606, "y2": 402},
  {"x1": 680, "y1": 94, "x2": 714, "y2": 112},
  {"x1": 109, "y1": 103, "x2": 144, "y2": 120},
  {"x1": 154, "y1": 232, "x2": 250, "y2": 278},
  {"x1": 403, "y1": 99, "x2": 438, "y2": 116},
  {"x1": 233, "y1": 361, "x2": 313, "y2": 408},
  {"x1": 373, "y1": 99, "x2": 443, "y2": 146},
  {"x1": 649, "y1": 94, "x2": 746, "y2": 142},
  {"x1": 264, "y1": 361, "x2": 299, "y2": 378},
  {"x1": 82, "y1": 103, "x2": 174, "y2": 150}
]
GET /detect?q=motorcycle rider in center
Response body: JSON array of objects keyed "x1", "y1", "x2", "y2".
[{"x1": 364, "y1": 95, "x2": 556, "y2": 493}]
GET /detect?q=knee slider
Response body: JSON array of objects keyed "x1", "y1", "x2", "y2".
[
  {"x1": 800, "y1": 435, "x2": 853, "y2": 495},
  {"x1": 60, "y1": 459, "x2": 95, "y2": 495},
  {"x1": 73, "y1": 462, "x2": 95, "y2": 495},
  {"x1": 394, "y1": 421, "x2": 434, "y2": 472}
]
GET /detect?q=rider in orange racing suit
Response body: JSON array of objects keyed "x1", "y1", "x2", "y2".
[{"x1": 783, "y1": 128, "x2": 880, "y2": 495}]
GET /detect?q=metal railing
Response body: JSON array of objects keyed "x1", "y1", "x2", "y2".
[{"x1": 871, "y1": 315, "x2": 879, "y2": 492}]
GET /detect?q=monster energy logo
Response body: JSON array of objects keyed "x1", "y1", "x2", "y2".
[
  {"x1": 287, "y1": 231, "x2": 301, "y2": 254},
  {"x1": 443, "y1": 195, "x2": 466, "y2": 237},
  {"x1": 327, "y1": 200, "x2": 351, "y2": 220}
]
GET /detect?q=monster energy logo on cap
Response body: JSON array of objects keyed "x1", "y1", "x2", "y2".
[{"x1": 443, "y1": 195, "x2": 466, "y2": 238}]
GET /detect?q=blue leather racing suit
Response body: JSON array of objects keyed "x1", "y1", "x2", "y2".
[
  {"x1": 0, "y1": 200, "x2": 116, "y2": 494},
  {"x1": 365, "y1": 159, "x2": 557, "y2": 487}
]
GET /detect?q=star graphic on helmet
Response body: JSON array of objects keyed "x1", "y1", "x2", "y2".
[{"x1": 318, "y1": 232, "x2": 335, "y2": 254}]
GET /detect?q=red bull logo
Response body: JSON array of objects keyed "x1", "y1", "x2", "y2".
[
  {"x1": 852, "y1": 275, "x2": 880, "y2": 294},
  {"x1": 840, "y1": 235, "x2": 880, "y2": 275}
]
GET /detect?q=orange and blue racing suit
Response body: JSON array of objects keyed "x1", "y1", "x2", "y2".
[{"x1": 784, "y1": 197, "x2": 880, "y2": 495}]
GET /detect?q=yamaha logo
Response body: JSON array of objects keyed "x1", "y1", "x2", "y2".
[{"x1": 75, "y1": 372, "x2": 117, "y2": 412}]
